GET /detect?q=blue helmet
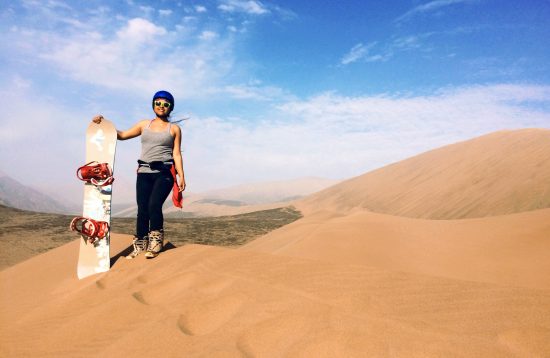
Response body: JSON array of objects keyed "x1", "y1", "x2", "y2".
[{"x1": 152, "y1": 90, "x2": 174, "y2": 112}]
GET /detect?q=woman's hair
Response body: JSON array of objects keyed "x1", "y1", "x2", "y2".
[
  {"x1": 170, "y1": 117, "x2": 189, "y2": 124},
  {"x1": 152, "y1": 90, "x2": 189, "y2": 123}
]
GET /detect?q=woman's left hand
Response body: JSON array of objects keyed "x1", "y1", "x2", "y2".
[{"x1": 178, "y1": 181, "x2": 186, "y2": 192}]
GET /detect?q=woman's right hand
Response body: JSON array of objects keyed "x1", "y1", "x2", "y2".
[{"x1": 92, "y1": 115, "x2": 104, "y2": 124}]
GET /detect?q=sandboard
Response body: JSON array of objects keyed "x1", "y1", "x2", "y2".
[{"x1": 77, "y1": 119, "x2": 117, "y2": 279}]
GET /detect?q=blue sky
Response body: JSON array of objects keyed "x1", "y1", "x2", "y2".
[{"x1": 0, "y1": 0, "x2": 549, "y2": 204}]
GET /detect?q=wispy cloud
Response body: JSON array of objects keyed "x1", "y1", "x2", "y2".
[
  {"x1": 158, "y1": 9, "x2": 172, "y2": 16},
  {"x1": 138, "y1": 5, "x2": 154, "y2": 15},
  {"x1": 22, "y1": 0, "x2": 72, "y2": 11},
  {"x1": 220, "y1": 83, "x2": 294, "y2": 101},
  {"x1": 340, "y1": 35, "x2": 426, "y2": 65},
  {"x1": 216, "y1": 0, "x2": 296, "y2": 19},
  {"x1": 199, "y1": 30, "x2": 219, "y2": 40},
  {"x1": 395, "y1": 0, "x2": 478, "y2": 23},
  {"x1": 463, "y1": 56, "x2": 529, "y2": 80},
  {"x1": 218, "y1": 0, "x2": 270, "y2": 15},
  {"x1": 195, "y1": 5, "x2": 208, "y2": 13},
  {"x1": 392, "y1": 35, "x2": 423, "y2": 50},
  {"x1": 340, "y1": 43, "x2": 374, "y2": 65}
]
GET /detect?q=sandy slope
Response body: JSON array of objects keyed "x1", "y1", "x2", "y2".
[
  {"x1": 297, "y1": 129, "x2": 550, "y2": 219},
  {"x1": 243, "y1": 208, "x2": 550, "y2": 290},
  {"x1": 2, "y1": 234, "x2": 549, "y2": 357},
  {"x1": 2, "y1": 129, "x2": 550, "y2": 356}
]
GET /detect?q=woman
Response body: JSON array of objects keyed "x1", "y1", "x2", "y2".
[{"x1": 92, "y1": 90, "x2": 186, "y2": 259}]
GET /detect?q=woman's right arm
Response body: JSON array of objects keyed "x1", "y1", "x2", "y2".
[
  {"x1": 117, "y1": 121, "x2": 146, "y2": 140},
  {"x1": 92, "y1": 115, "x2": 146, "y2": 141}
]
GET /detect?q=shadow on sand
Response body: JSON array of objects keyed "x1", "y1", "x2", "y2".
[{"x1": 110, "y1": 241, "x2": 178, "y2": 266}]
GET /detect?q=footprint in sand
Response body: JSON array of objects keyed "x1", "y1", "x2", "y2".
[
  {"x1": 131, "y1": 291, "x2": 149, "y2": 305},
  {"x1": 130, "y1": 271, "x2": 198, "y2": 306},
  {"x1": 94, "y1": 272, "x2": 116, "y2": 290},
  {"x1": 95, "y1": 279, "x2": 106, "y2": 290},
  {"x1": 126, "y1": 273, "x2": 151, "y2": 290},
  {"x1": 136, "y1": 275, "x2": 148, "y2": 284},
  {"x1": 177, "y1": 293, "x2": 248, "y2": 336}
]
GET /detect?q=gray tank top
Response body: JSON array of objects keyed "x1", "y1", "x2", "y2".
[{"x1": 138, "y1": 120, "x2": 174, "y2": 173}]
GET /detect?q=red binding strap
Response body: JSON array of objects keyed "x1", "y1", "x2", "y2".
[
  {"x1": 76, "y1": 162, "x2": 114, "y2": 187},
  {"x1": 70, "y1": 217, "x2": 110, "y2": 244}
]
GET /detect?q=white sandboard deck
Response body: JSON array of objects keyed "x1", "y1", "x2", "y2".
[{"x1": 77, "y1": 120, "x2": 117, "y2": 279}]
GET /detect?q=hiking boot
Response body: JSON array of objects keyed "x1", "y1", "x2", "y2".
[
  {"x1": 145, "y1": 230, "x2": 164, "y2": 259},
  {"x1": 126, "y1": 235, "x2": 148, "y2": 259}
]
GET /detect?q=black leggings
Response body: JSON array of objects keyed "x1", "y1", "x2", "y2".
[{"x1": 136, "y1": 171, "x2": 173, "y2": 239}]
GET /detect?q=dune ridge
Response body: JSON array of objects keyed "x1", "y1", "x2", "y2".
[
  {"x1": 297, "y1": 129, "x2": 550, "y2": 219},
  {"x1": 243, "y1": 208, "x2": 550, "y2": 289},
  {"x1": 2, "y1": 128, "x2": 550, "y2": 356}
]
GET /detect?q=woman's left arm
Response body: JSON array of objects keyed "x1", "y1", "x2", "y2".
[{"x1": 172, "y1": 125, "x2": 186, "y2": 192}]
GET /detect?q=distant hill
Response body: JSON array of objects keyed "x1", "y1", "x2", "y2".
[
  {"x1": 0, "y1": 173, "x2": 75, "y2": 214},
  {"x1": 200, "y1": 177, "x2": 340, "y2": 205},
  {"x1": 114, "y1": 177, "x2": 340, "y2": 218},
  {"x1": 298, "y1": 129, "x2": 550, "y2": 219}
]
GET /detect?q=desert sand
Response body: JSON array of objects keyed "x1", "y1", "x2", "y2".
[{"x1": 1, "y1": 128, "x2": 550, "y2": 357}]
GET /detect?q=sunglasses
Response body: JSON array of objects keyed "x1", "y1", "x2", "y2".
[{"x1": 154, "y1": 101, "x2": 171, "y2": 108}]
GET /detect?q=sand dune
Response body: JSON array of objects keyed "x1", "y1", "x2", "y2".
[
  {"x1": 2, "y1": 128, "x2": 550, "y2": 356},
  {"x1": 2, "y1": 235, "x2": 550, "y2": 357},
  {"x1": 297, "y1": 129, "x2": 550, "y2": 218},
  {"x1": 244, "y1": 208, "x2": 550, "y2": 289}
]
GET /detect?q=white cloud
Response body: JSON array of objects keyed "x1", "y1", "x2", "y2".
[
  {"x1": 10, "y1": 17, "x2": 235, "y2": 99},
  {"x1": 195, "y1": 5, "x2": 207, "y2": 13},
  {"x1": 341, "y1": 44, "x2": 381, "y2": 65},
  {"x1": 199, "y1": 30, "x2": 219, "y2": 40},
  {"x1": 340, "y1": 35, "x2": 431, "y2": 66},
  {"x1": 115, "y1": 17, "x2": 167, "y2": 42},
  {"x1": 182, "y1": 84, "x2": 550, "y2": 190},
  {"x1": 395, "y1": 0, "x2": 477, "y2": 23},
  {"x1": 340, "y1": 43, "x2": 370, "y2": 65},
  {"x1": 22, "y1": 0, "x2": 71, "y2": 11},
  {"x1": 220, "y1": 83, "x2": 293, "y2": 101},
  {"x1": 182, "y1": 16, "x2": 197, "y2": 23},
  {"x1": 138, "y1": 5, "x2": 154, "y2": 14},
  {"x1": 218, "y1": 0, "x2": 270, "y2": 15},
  {"x1": 45, "y1": 0, "x2": 73, "y2": 10},
  {"x1": 159, "y1": 9, "x2": 173, "y2": 16},
  {"x1": 2, "y1": 6, "x2": 294, "y2": 105},
  {"x1": 216, "y1": 0, "x2": 295, "y2": 20},
  {"x1": 392, "y1": 35, "x2": 422, "y2": 50}
]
